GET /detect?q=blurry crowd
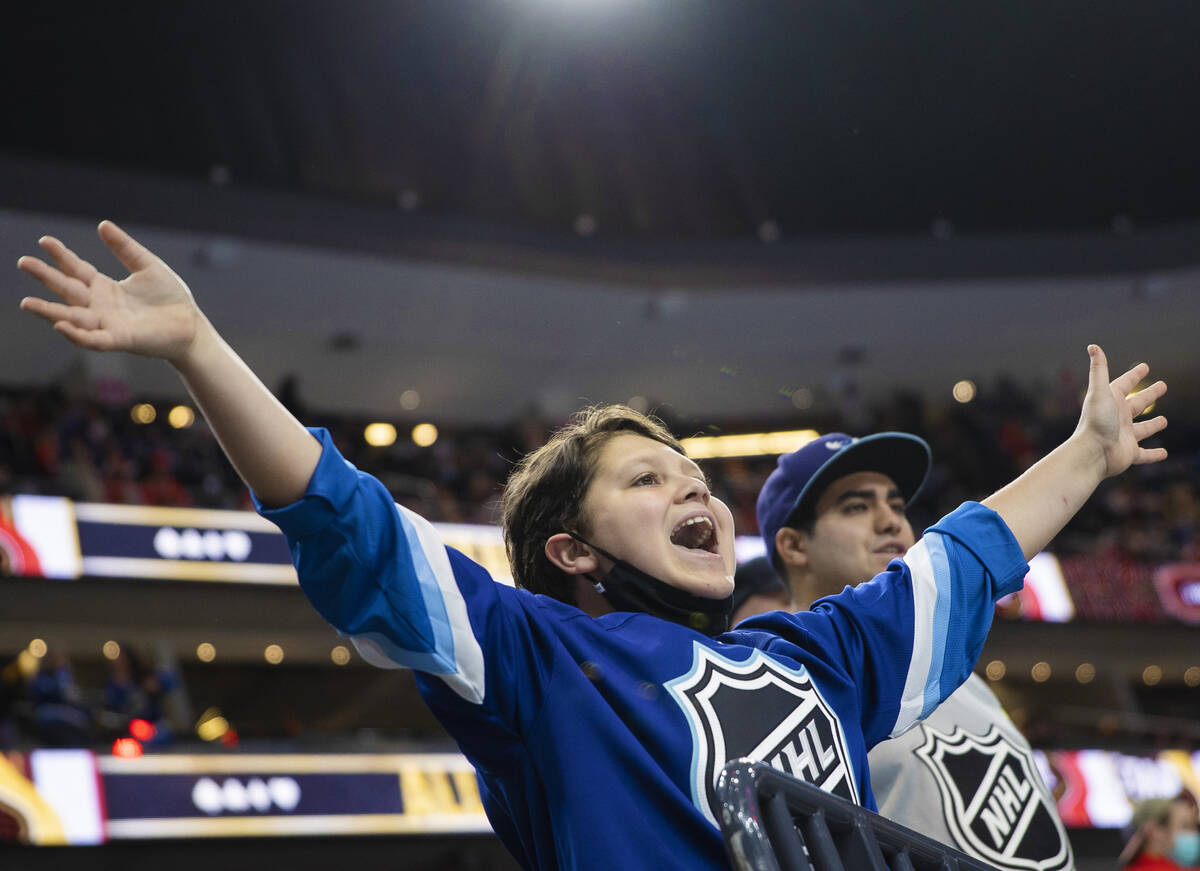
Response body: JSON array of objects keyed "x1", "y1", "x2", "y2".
[
  {"x1": 0, "y1": 642, "x2": 182, "y2": 751},
  {"x1": 2, "y1": 372, "x2": 1197, "y2": 566},
  {"x1": 4, "y1": 377, "x2": 1200, "y2": 868}
]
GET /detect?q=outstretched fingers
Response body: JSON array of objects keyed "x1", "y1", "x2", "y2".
[
  {"x1": 38, "y1": 236, "x2": 99, "y2": 286},
  {"x1": 19, "y1": 295, "x2": 113, "y2": 351},
  {"x1": 1127, "y1": 379, "x2": 1167, "y2": 418},
  {"x1": 98, "y1": 220, "x2": 156, "y2": 273},
  {"x1": 1086, "y1": 344, "x2": 1111, "y2": 391},
  {"x1": 1132, "y1": 415, "x2": 1168, "y2": 442},
  {"x1": 17, "y1": 254, "x2": 92, "y2": 306},
  {"x1": 1133, "y1": 443, "x2": 1169, "y2": 465},
  {"x1": 54, "y1": 320, "x2": 116, "y2": 352},
  {"x1": 1109, "y1": 361, "x2": 1151, "y2": 399},
  {"x1": 19, "y1": 296, "x2": 103, "y2": 331}
]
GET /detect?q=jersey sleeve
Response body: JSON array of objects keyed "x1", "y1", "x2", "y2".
[
  {"x1": 252, "y1": 428, "x2": 539, "y2": 713},
  {"x1": 770, "y1": 501, "x2": 1027, "y2": 747}
]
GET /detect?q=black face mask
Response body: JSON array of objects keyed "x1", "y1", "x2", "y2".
[{"x1": 567, "y1": 533, "x2": 733, "y2": 637}]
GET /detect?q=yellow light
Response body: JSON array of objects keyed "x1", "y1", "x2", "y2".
[
  {"x1": 195, "y1": 707, "x2": 230, "y2": 742},
  {"x1": 28, "y1": 638, "x2": 47, "y2": 658},
  {"x1": 681, "y1": 429, "x2": 820, "y2": 459},
  {"x1": 1185, "y1": 666, "x2": 1200, "y2": 687},
  {"x1": 196, "y1": 642, "x2": 216, "y2": 663},
  {"x1": 1075, "y1": 663, "x2": 1095, "y2": 684},
  {"x1": 1031, "y1": 661, "x2": 1051, "y2": 683},
  {"x1": 16, "y1": 650, "x2": 38, "y2": 678},
  {"x1": 264, "y1": 644, "x2": 284, "y2": 665},
  {"x1": 1143, "y1": 665, "x2": 1162, "y2": 686},
  {"x1": 952, "y1": 380, "x2": 977, "y2": 403},
  {"x1": 102, "y1": 640, "x2": 121, "y2": 661},
  {"x1": 399, "y1": 390, "x2": 421, "y2": 411},
  {"x1": 412, "y1": 423, "x2": 439, "y2": 447},
  {"x1": 984, "y1": 660, "x2": 1006, "y2": 681},
  {"x1": 167, "y1": 405, "x2": 195, "y2": 429},
  {"x1": 364, "y1": 422, "x2": 398, "y2": 447},
  {"x1": 330, "y1": 645, "x2": 351, "y2": 666},
  {"x1": 130, "y1": 403, "x2": 156, "y2": 424}
]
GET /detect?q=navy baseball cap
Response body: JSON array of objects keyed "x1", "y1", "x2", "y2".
[{"x1": 756, "y1": 432, "x2": 932, "y2": 569}]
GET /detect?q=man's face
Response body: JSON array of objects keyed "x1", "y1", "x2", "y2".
[
  {"x1": 802, "y1": 470, "x2": 915, "y2": 595},
  {"x1": 581, "y1": 433, "x2": 736, "y2": 598}
]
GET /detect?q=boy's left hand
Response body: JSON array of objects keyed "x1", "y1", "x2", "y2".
[{"x1": 1074, "y1": 344, "x2": 1167, "y2": 479}]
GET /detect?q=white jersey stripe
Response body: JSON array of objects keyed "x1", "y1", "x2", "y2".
[
  {"x1": 343, "y1": 503, "x2": 487, "y2": 704},
  {"x1": 920, "y1": 534, "x2": 953, "y2": 718},
  {"x1": 397, "y1": 504, "x2": 487, "y2": 704},
  {"x1": 891, "y1": 536, "x2": 937, "y2": 737}
]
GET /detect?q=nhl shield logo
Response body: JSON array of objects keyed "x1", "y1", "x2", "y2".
[
  {"x1": 665, "y1": 641, "x2": 858, "y2": 827},
  {"x1": 915, "y1": 725, "x2": 1072, "y2": 871}
]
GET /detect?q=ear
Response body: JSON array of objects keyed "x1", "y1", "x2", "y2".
[
  {"x1": 544, "y1": 533, "x2": 601, "y2": 576},
  {"x1": 774, "y1": 526, "x2": 810, "y2": 572}
]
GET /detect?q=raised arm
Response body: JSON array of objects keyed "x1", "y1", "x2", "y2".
[
  {"x1": 982, "y1": 344, "x2": 1167, "y2": 559},
  {"x1": 17, "y1": 221, "x2": 320, "y2": 507}
]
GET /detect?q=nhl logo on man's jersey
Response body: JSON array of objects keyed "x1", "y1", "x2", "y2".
[
  {"x1": 915, "y1": 725, "x2": 1072, "y2": 871},
  {"x1": 665, "y1": 642, "x2": 857, "y2": 826}
]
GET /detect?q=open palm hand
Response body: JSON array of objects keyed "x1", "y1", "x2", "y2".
[
  {"x1": 18, "y1": 221, "x2": 202, "y2": 364},
  {"x1": 1075, "y1": 344, "x2": 1168, "y2": 478}
]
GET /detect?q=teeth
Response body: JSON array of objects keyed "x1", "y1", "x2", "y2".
[
  {"x1": 673, "y1": 516, "x2": 713, "y2": 534},
  {"x1": 670, "y1": 515, "x2": 717, "y2": 551}
]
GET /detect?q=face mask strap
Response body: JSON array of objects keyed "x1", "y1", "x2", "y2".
[
  {"x1": 561, "y1": 531, "x2": 732, "y2": 636},
  {"x1": 565, "y1": 531, "x2": 611, "y2": 592}
]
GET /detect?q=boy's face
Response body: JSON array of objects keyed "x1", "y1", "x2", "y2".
[
  {"x1": 803, "y1": 470, "x2": 915, "y2": 597},
  {"x1": 582, "y1": 433, "x2": 736, "y2": 598}
]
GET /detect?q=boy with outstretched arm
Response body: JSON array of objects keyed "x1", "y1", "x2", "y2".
[{"x1": 17, "y1": 222, "x2": 1168, "y2": 871}]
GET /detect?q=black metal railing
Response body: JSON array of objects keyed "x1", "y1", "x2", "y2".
[{"x1": 716, "y1": 760, "x2": 998, "y2": 871}]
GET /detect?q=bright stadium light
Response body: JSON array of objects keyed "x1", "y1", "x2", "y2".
[
  {"x1": 168, "y1": 405, "x2": 195, "y2": 429},
  {"x1": 681, "y1": 429, "x2": 819, "y2": 459},
  {"x1": 131, "y1": 403, "x2": 156, "y2": 424},
  {"x1": 364, "y1": 422, "x2": 398, "y2": 447},
  {"x1": 412, "y1": 423, "x2": 439, "y2": 447}
]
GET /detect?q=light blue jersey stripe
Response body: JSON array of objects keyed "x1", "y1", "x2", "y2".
[
  {"x1": 396, "y1": 505, "x2": 458, "y2": 670},
  {"x1": 347, "y1": 504, "x2": 487, "y2": 704}
]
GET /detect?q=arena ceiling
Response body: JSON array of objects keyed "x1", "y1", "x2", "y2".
[
  {"x1": 7, "y1": 1, "x2": 1200, "y2": 249},
  {"x1": 3, "y1": 2, "x2": 1198, "y2": 422}
]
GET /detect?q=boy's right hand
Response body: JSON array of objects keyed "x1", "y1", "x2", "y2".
[{"x1": 18, "y1": 220, "x2": 203, "y2": 366}]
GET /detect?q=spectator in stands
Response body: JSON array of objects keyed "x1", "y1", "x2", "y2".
[
  {"x1": 102, "y1": 645, "x2": 179, "y2": 746},
  {"x1": 28, "y1": 647, "x2": 90, "y2": 747},
  {"x1": 749, "y1": 432, "x2": 1074, "y2": 870},
  {"x1": 1121, "y1": 794, "x2": 1200, "y2": 869}
]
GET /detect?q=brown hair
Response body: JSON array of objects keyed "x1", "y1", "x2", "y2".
[{"x1": 501, "y1": 405, "x2": 684, "y2": 603}]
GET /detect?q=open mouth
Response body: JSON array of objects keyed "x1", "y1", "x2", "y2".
[
  {"x1": 670, "y1": 515, "x2": 718, "y2": 554},
  {"x1": 875, "y1": 543, "x2": 905, "y2": 557}
]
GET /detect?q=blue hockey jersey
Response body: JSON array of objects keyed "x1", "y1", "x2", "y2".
[{"x1": 257, "y1": 429, "x2": 1028, "y2": 871}]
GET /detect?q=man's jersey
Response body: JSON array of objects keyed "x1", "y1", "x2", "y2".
[
  {"x1": 869, "y1": 673, "x2": 1075, "y2": 871},
  {"x1": 257, "y1": 429, "x2": 1028, "y2": 871}
]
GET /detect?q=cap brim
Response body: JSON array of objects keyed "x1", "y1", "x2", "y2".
[{"x1": 785, "y1": 432, "x2": 931, "y2": 526}]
